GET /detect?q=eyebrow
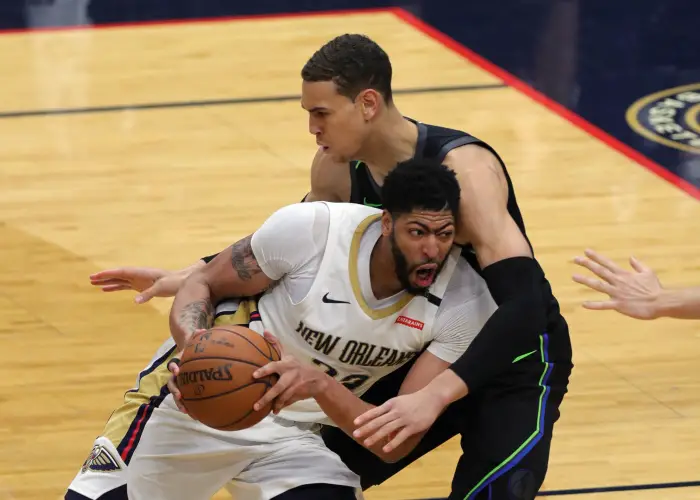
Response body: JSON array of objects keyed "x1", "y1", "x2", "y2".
[
  {"x1": 409, "y1": 221, "x2": 454, "y2": 232},
  {"x1": 302, "y1": 104, "x2": 329, "y2": 113}
]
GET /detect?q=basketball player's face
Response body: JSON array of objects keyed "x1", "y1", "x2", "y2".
[
  {"x1": 301, "y1": 81, "x2": 372, "y2": 162},
  {"x1": 387, "y1": 210, "x2": 456, "y2": 294}
]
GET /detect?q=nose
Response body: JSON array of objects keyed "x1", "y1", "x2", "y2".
[
  {"x1": 309, "y1": 116, "x2": 320, "y2": 135},
  {"x1": 422, "y1": 235, "x2": 439, "y2": 260}
]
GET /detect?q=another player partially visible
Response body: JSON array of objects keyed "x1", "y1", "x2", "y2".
[{"x1": 573, "y1": 248, "x2": 700, "y2": 320}]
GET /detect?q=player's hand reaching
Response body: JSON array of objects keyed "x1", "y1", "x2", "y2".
[
  {"x1": 572, "y1": 249, "x2": 663, "y2": 319},
  {"x1": 89, "y1": 266, "x2": 185, "y2": 304},
  {"x1": 252, "y1": 332, "x2": 329, "y2": 414},
  {"x1": 352, "y1": 388, "x2": 445, "y2": 454}
]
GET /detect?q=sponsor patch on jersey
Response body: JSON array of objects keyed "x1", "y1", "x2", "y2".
[
  {"x1": 395, "y1": 315, "x2": 424, "y2": 331},
  {"x1": 625, "y1": 82, "x2": 700, "y2": 154},
  {"x1": 81, "y1": 444, "x2": 122, "y2": 474}
]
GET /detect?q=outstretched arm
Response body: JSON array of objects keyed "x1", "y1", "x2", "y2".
[
  {"x1": 573, "y1": 248, "x2": 700, "y2": 320},
  {"x1": 431, "y1": 145, "x2": 546, "y2": 404}
]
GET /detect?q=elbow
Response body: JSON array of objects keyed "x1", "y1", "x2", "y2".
[{"x1": 509, "y1": 291, "x2": 548, "y2": 336}]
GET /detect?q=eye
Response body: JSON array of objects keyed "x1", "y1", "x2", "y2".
[{"x1": 409, "y1": 229, "x2": 423, "y2": 237}]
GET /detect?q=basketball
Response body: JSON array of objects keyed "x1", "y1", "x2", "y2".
[{"x1": 176, "y1": 325, "x2": 280, "y2": 431}]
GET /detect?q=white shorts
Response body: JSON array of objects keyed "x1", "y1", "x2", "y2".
[{"x1": 126, "y1": 394, "x2": 362, "y2": 500}]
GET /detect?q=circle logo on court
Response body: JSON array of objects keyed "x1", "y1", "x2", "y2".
[{"x1": 625, "y1": 82, "x2": 700, "y2": 154}]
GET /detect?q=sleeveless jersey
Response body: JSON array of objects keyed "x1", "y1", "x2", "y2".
[
  {"x1": 347, "y1": 116, "x2": 565, "y2": 332},
  {"x1": 251, "y1": 202, "x2": 461, "y2": 424}
]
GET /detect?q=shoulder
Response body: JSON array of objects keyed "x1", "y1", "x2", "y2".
[
  {"x1": 443, "y1": 143, "x2": 507, "y2": 189},
  {"x1": 443, "y1": 257, "x2": 491, "y2": 302},
  {"x1": 262, "y1": 201, "x2": 330, "y2": 228},
  {"x1": 251, "y1": 202, "x2": 331, "y2": 276},
  {"x1": 435, "y1": 260, "x2": 497, "y2": 326},
  {"x1": 308, "y1": 147, "x2": 352, "y2": 202}
]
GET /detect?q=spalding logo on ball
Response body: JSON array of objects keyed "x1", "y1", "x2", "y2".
[{"x1": 176, "y1": 325, "x2": 280, "y2": 431}]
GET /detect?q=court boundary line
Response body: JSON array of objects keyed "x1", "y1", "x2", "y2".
[
  {"x1": 421, "y1": 479, "x2": 700, "y2": 498},
  {"x1": 389, "y1": 7, "x2": 700, "y2": 201},
  {"x1": 0, "y1": 83, "x2": 506, "y2": 119},
  {"x1": 1, "y1": 5, "x2": 696, "y2": 200}
]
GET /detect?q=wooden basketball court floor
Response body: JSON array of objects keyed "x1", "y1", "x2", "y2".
[{"x1": 0, "y1": 9, "x2": 698, "y2": 500}]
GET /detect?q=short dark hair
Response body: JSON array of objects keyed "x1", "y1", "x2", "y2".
[
  {"x1": 381, "y1": 159, "x2": 461, "y2": 219},
  {"x1": 301, "y1": 34, "x2": 393, "y2": 103}
]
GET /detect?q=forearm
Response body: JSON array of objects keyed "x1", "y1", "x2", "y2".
[
  {"x1": 315, "y1": 378, "x2": 423, "y2": 462},
  {"x1": 182, "y1": 260, "x2": 207, "y2": 274},
  {"x1": 422, "y1": 367, "x2": 469, "y2": 407},
  {"x1": 171, "y1": 260, "x2": 207, "y2": 292},
  {"x1": 655, "y1": 286, "x2": 700, "y2": 319},
  {"x1": 450, "y1": 256, "x2": 547, "y2": 392},
  {"x1": 168, "y1": 273, "x2": 214, "y2": 351}
]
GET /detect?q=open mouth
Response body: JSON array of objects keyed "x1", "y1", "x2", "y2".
[{"x1": 414, "y1": 264, "x2": 437, "y2": 287}]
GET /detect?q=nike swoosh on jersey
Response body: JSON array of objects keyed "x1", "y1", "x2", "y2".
[{"x1": 322, "y1": 292, "x2": 351, "y2": 304}]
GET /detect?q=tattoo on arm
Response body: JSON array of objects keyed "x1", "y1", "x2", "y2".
[
  {"x1": 179, "y1": 299, "x2": 214, "y2": 331},
  {"x1": 230, "y1": 235, "x2": 262, "y2": 281}
]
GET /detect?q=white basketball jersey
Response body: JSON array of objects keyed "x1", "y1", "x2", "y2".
[{"x1": 254, "y1": 203, "x2": 461, "y2": 424}]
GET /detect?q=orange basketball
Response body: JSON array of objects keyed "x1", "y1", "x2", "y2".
[{"x1": 176, "y1": 325, "x2": 280, "y2": 431}]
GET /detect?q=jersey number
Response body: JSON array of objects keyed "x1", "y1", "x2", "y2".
[{"x1": 312, "y1": 358, "x2": 370, "y2": 391}]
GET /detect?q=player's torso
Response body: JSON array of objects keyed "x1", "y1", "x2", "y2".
[{"x1": 256, "y1": 203, "x2": 460, "y2": 423}]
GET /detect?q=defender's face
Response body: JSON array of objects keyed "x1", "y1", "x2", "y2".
[
  {"x1": 301, "y1": 81, "x2": 370, "y2": 163},
  {"x1": 385, "y1": 210, "x2": 456, "y2": 294}
]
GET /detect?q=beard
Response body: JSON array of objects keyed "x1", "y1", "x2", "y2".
[{"x1": 389, "y1": 232, "x2": 446, "y2": 295}]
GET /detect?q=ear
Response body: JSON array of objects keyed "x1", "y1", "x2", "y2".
[
  {"x1": 381, "y1": 211, "x2": 393, "y2": 236},
  {"x1": 358, "y1": 89, "x2": 381, "y2": 120}
]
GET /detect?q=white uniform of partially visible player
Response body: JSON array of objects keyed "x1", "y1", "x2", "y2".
[{"x1": 125, "y1": 198, "x2": 497, "y2": 500}]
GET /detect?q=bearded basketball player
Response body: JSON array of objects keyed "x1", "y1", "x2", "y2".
[{"x1": 126, "y1": 159, "x2": 501, "y2": 500}]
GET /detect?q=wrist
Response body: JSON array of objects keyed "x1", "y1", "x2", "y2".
[
  {"x1": 425, "y1": 369, "x2": 469, "y2": 408},
  {"x1": 313, "y1": 373, "x2": 333, "y2": 398},
  {"x1": 653, "y1": 287, "x2": 681, "y2": 319},
  {"x1": 178, "y1": 261, "x2": 204, "y2": 278}
]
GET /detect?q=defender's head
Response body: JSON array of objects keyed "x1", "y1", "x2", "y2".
[
  {"x1": 381, "y1": 158, "x2": 461, "y2": 294},
  {"x1": 301, "y1": 34, "x2": 393, "y2": 162}
]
